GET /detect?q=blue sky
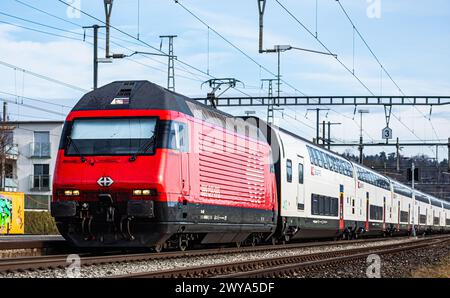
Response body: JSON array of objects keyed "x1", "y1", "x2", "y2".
[{"x1": 0, "y1": 0, "x2": 449, "y2": 159}]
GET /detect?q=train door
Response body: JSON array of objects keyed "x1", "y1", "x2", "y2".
[
  {"x1": 296, "y1": 155, "x2": 305, "y2": 211},
  {"x1": 408, "y1": 203, "x2": 411, "y2": 230},
  {"x1": 417, "y1": 206, "x2": 420, "y2": 228},
  {"x1": 173, "y1": 122, "x2": 190, "y2": 196},
  {"x1": 365, "y1": 192, "x2": 369, "y2": 231},
  {"x1": 339, "y1": 185, "x2": 344, "y2": 231},
  {"x1": 383, "y1": 196, "x2": 386, "y2": 230}
]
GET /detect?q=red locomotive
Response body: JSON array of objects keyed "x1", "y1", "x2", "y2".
[{"x1": 52, "y1": 81, "x2": 278, "y2": 250}]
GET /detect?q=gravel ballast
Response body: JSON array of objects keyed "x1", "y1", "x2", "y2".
[{"x1": 1, "y1": 237, "x2": 435, "y2": 278}]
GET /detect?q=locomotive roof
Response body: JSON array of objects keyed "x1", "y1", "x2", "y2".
[{"x1": 72, "y1": 80, "x2": 233, "y2": 119}]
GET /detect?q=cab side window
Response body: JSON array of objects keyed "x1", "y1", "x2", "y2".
[{"x1": 168, "y1": 121, "x2": 188, "y2": 152}]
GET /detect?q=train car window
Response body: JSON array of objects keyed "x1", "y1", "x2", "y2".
[
  {"x1": 320, "y1": 152, "x2": 329, "y2": 169},
  {"x1": 345, "y1": 162, "x2": 351, "y2": 176},
  {"x1": 337, "y1": 159, "x2": 344, "y2": 175},
  {"x1": 286, "y1": 159, "x2": 293, "y2": 183},
  {"x1": 400, "y1": 211, "x2": 409, "y2": 222},
  {"x1": 324, "y1": 197, "x2": 331, "y2": 215},
  {"x1": 328, "y1": 155, "x2": 336, "y2": 172},
  {"x1": 332, "y1": 197, "x2": 339, "y2": 216},
  {"x1": 315, "y1": 149, "x2": 324, "y2": 167},
  {"x1": 312, "y1": 194, "x2": 319, "y2": 215},
  {"x1": 325, "y1": 154, "x2": 332, "y2": 171},
  {"x1": 307, "y1": 146, "x2": 314, "y2": 165},
  {"x1": 327, "y1": 154, "x2": 334, "y2": 171},
  {"x1": 298, "y1": 163, "x2": 304, "y2": 184},
  {"x1": 318, "y1": 196, "x2": 325, "y2": 215},
  {"x1": 356, "y1": 167, "x2": 362, "y2": 180},
  {"x1": 370, "y1": 205, "x2": 383, "y2": 220},
  {"x1": 330, "y1": 156, "x2": 337, "y2": 172}
]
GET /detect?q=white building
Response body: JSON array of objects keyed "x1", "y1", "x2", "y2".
[{"x1": 1, "y1": 121, "x2": 64, "y2": 210}]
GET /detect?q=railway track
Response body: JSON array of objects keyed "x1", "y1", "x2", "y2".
[
  {"x1": 0, "y1": 236, "x2": 412, "y2": 274},
  {"x1": 0, "y1": 240, "x2": 66, "y2": 251},
  {"x1": 113, "y1": 235, "x2": 450, "y2": 278}
]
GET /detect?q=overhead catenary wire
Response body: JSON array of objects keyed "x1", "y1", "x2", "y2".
[
  {"x1": 335, "y1": 0, "x2": 441, "y2": 142},
  {"x1": 54, "y1": 0, "x2": 318, "y2": 134},
  {"x1": 0, "y1": 90, "x2": 72, "y2": 109},
  {"x1": 8, "y1": 0, "x2": 434, "y2": 150},
  {"x1": 273, "y1": 0, "x2": 437, "y2": 153},
  {"x1": 173, "y1": 0, "x2": 307, "y2": 96},
  {"x1": 0, "y1": 10, "x2": 211, "y2": 86},
  {"x1": 10, "y1": 0, "x2": 308, "y2": 133},
  {"x1": 0, "y1": 59, "x2": 87, "y2": 93},
  {"x1": 7, "y1": 1, "x2": 361, "y2": 140},
  {"x1": 1, "y1": 97, "x2": 66, "y2": 117}
]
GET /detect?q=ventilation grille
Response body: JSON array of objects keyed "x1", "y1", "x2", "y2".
[
  {"x1": 198, "y1": 130, "x2": 266, "y2": 204},
  {"x1": 111, "y1": 82, "x2": 135, "y2": 105}
]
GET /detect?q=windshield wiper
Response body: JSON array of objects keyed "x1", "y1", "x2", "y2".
[
  {"x1": 66, "y1": 136, "x2": 86, "y2": 163},
  {"x1": 129, "y1": 135, "x2": 156, "y2": 162}
]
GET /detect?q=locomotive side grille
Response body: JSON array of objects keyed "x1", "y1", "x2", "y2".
[{"x1": 198, "y1": 132, "x2": 266, "y2": 203}]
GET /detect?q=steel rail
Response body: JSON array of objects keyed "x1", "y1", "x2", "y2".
[
  {"x1": 0, "y1": 236, "x2": 407, "y2": 274},
  {"x1": 114, "y1": 235, "x2": 450, "y2": 278}
]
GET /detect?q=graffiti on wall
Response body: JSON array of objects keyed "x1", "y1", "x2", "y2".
[{"x1": 0, "y1": 192, "x2": 24, "y2": 234}]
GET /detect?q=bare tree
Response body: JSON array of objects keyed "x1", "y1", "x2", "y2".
[{"x1": 0, "y1": 124, "x2": 15, "y2": 190}]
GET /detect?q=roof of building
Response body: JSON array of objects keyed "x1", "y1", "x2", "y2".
[{"x1": 3, "y1": 121, "x2": 64, "y2": 124}]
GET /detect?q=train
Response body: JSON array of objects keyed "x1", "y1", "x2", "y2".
[{"x1": 51, "y1": 81, "x2": 450, "y2": 250}]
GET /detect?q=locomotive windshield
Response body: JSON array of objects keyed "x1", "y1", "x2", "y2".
[{"x1": 65, "y1": 117, "x2": 157, "y2": 156}]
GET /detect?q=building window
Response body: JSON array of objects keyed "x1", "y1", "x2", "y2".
[
  {"x1": 286, "y1": 159, "x2": 292, "y2": 183},
  {"x1": 32, "y1": 164, "x2": 50, "y2": 190},
  {"x1": 33, "y1": 131, "x2": 50, "y2": 157}
]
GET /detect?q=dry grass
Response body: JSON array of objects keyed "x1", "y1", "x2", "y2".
[{"x1": 412, "y1": 255, "x2": 450, "y2": 278}]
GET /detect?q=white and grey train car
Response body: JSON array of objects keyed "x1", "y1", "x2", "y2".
[{"x1": 252, "y1": 118, "x2": 450, "y2": 240}]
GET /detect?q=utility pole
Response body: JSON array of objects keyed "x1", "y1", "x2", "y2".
[
  {"x1": 358, "y1": 109, "x2": 369, "y2": 164},
  {"x1": 160, "y1": 35, "x2": 177, "y2": 92},
  {"x1": 327, "y1": 122, "x2": 341, "y2": 150},
  {"x1": 2, "y1": 102, "x2": 7, "y2": 122},
  {"x1": 277, "y1": 49, "x2": 281, "y2": 99},
  {"x1": 448, "y1": 138, "x2": 450, "y2": 172},
  {"x1": 1, "y1": 102, "x2": 6, "y2": 191},
  {"x1": 411, "y1": 161, "x2": 416, "y2": 237},
  {"x1": 258, "y1": 0, "x2": 266, "y2": 54},
  {"x1": 83, "y1": 25, "x2": 103, "y2": 89},
  {"x1": 396, "y1": 137, "x2": 401, "y2": 172},
  {"x1": 322, "y1": 121, "x2": 326, "y2": 146},
  {"x1": 104, "y1": 0, "x2": 113, "y2": 58},
  {"x1": 307, "y1": 108, "x2": 329, "y2": 145},
  {"x1": 261, "y1": 79, "x2": 275, "y2": 124}
]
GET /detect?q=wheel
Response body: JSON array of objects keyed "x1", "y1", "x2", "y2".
[
  {"x1": 154, "y1": 244, "x2": 163, "y2": 253},
  {"x1": 271, "y1": 237, "x2": 277, "y2": 246},
  {"x1": 179, "y1": 237, "x2": 188, "y2": 251}
]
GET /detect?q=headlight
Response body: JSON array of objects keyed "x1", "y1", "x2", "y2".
[
  {"x1": 63, "y1": 190, "x2": 80, "y2": 196},
  {"x1": 133, "y1": 189, "x2": 156, "y2": 196}
]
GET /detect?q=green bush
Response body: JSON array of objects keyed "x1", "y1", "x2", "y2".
[{"x1": 25, "y1": 211, "x2": 59, "y2": 235}]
